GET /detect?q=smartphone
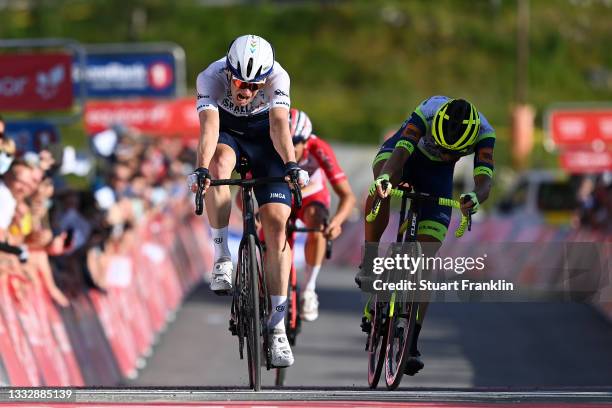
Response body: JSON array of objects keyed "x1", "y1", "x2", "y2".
[{"x1": 63, "y1": 228, "x2": 75, "y2": 248}]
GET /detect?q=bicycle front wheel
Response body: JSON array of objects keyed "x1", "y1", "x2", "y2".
[{"x1": 244, "y1": 234, "x2": 262, "y2": 390}]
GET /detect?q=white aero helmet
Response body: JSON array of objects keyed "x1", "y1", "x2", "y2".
[{"x1": 226, "y1": 34, "x2": 275, "y2": 82}]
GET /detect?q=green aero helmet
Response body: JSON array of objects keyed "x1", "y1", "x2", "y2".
[{"x1": 431, "y1": 98, "x2": 481, "y2": 151}]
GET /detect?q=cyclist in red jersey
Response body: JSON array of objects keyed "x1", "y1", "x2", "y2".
[{"x1": 289, "y1": 108, "x2": 356, "y2": 321}]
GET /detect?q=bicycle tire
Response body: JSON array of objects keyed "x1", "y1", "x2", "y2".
[
  {"x1": 367, "y1": 295, "x2": 389, "y2": 389},
  {"x1": 244, "y1": 234, "x2": 262, "y2": 390},
  {"x1": 384, "y1": 242, "x2": 421, "y2": 390}
]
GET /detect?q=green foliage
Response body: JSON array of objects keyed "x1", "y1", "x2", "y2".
[{"x1": 1, "y1": 0, "x2": 611, "y2": 169}]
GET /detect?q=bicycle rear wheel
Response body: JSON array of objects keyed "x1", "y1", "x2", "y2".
[
  {"x1": 244, "y1": 234, "x2": 262, "y2": 390},
  {"x1": 367, "y1": 295, "x2": 389, "y2": 389}
]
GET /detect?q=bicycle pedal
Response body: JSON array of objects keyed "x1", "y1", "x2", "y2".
[
  {"x1": 360, "y1": 316, "x2": 372, "y2": 333},
  {"x1": 213, "y1": 289, "x2": 232, "y2": 296},
  {"x1": 287, "y1": 331, "x2": 297, "y2": 346}
]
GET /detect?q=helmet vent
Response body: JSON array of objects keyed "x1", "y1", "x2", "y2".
[{"x1": 246, "y1": 57, "x2": 253, "y2": 78}]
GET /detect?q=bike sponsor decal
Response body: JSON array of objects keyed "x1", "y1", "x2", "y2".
[
  {"x1": 270, "y1": 192, "x2": 286, "y2": 200},
  {"x1": 274, "y1": 89, "x2": 289, "y2": 98}
]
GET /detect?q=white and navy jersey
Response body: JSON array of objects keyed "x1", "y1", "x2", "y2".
[{"x1": 195, "y1": 58, "x2": 290, "y2": 135}]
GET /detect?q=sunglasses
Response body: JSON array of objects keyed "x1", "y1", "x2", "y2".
[{"x1": 231, "y1": 76, "x2": 266, "y2": 92}]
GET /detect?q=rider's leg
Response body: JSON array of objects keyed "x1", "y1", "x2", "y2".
[
  {"x1": 260, "y1": 202, "x2": 295, "y2": 367},
  {"x1": 300, "y1": 203, "x2": 328, "y2": 321},
  {"x1": 403, "y1": 229, "x2": 444, "y2": 376},
  {"x1": 403, "y1": 148, "x2": 454, "y2": 375},
  {"x1": 205, "y1": 143, "x2": 237, "y2": 292},
  {"x1": 206, "y1": 143, "x2": 237, "y2": 229},
  {"x1": 414, "y1": 232, "x2": 443, "y2": 325},
  {"x1": 302, "y1": 203, "x2": 328, "y2": 292},
  {"x1": 259, "y1": 202, "x2": 292, "y2": 330}
]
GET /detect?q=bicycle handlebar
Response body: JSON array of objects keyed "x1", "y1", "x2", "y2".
[
  {"x1": 287, "y1": 219, "x2": 333, "y2": 259},
  {"x1": 366, "y1": 183, "x2": 472, "y2": 238},
  {"x1": 194, "y1": 176, "x2": 303, "y2": 216}
]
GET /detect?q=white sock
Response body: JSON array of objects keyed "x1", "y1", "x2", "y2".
[
  {"x1": 303, "y1": 264, "x2": 321, "y2": 293},
  {"x1": 268, "y1": 295, "x2": 288, "y2": 331},
  {"x1": 211, "y1": 227, "x2": 231, "y2": 261}
]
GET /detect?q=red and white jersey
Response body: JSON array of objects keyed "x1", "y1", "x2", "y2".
[{"x1": 297, "y1": 135, "x2": 347, "y2": 198}]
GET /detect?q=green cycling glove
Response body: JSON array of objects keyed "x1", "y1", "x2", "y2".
[
  {"x1": 369, "y1": 173, "x2": 392, "y2": 197},
  {"x1": 460, "y1": 192, "x2": 480, "y2": 213}
]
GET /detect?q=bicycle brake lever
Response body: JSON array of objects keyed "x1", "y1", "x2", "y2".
[
  {"x1": 195, "y1": 179, "x2": 204, "y2": 216},
  {"x1": 291, "y1": 176, "x2": 302, "y2": 209}
]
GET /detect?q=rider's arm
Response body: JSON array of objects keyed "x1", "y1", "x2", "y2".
[
  {"x1": 379, "y1": 113, "x2": 425, "y2": 182},
  {"x1": 267, "y1": 67, "x2": 296, "y2": 165},
  {"x1": 461, "y1": 132, "x2": 496, "y2": 214},
  {"x1": 472, "y1": 132, "x2": 496, "y2": 204},
  {"x1": 269, "y1": 107, "x2": 296, "y2": 164},
  {"x1": 196, "y1": 110, "x2": 220, "y2": 168},
  {"x1": 195, "y1": 68, "x2": 223, "y2": 168},
  {"x1": 328, "y1": 180, "x2": 356, "y2": 233}
]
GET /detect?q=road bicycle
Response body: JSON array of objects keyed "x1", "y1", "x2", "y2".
[
  {"x1": 194, "y1": 158, "x2": 301, "y2": 391},
  {"x1": 363, "y1": 183, "x2": 471, "y2": 390}
]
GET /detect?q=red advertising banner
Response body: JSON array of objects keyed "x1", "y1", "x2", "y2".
[
  {"x1": 559, "y1": 151, "x2": 612, "y2": 173},
  {"x1": 0, "y1": 53, "x2": 73, "y2": 111},
  {"x1": 84, "y1": 97, "x2": 199, "y2": 137},
  {"x1": 548, "y1": 108, "x2": 612, "y2": 147}
]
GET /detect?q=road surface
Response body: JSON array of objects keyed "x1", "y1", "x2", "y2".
[{"x1": 132, "y1": 266, "x2": 612, "y2": 390}]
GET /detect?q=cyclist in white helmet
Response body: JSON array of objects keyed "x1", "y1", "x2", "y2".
[{"x1": 187, "y1": 34, "x2": 309, "y2": 368}]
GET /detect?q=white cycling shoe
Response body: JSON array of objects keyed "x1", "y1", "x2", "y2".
[
  {"x1": 300, "y1": 290, "x2": 319, "y2": 321},
  {"x1": 268, "y1": 329, "x2": 294, "y2": 368},
  {"x1": 210, "y1": 257, "x2": 233, "y2": 295}
]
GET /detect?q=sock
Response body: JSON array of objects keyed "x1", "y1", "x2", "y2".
[
  {"x1": 303, "y1": 264, "x2": 321, "y2": 292},
  {"x1": 410, "y1": 323, "x2": 422, "y2": 356},
  {"x1": 211, "y1": 227, "x2": 231, "y2": 260},
  {"x1": 268, "y1": 295, "x2": 288, "y2": 331}
]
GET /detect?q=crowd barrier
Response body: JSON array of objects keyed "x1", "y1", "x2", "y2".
[{"x1": 0, "y1": 211, "x2": 212, "y2": 386}]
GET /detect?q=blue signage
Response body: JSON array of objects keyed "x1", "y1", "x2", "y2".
[
  {"x1": 74, "y1": 53, "x2": 177, "y2": 98},
  {"x1": 4, "y1": 121, "x2": 60, "y2": 154}
]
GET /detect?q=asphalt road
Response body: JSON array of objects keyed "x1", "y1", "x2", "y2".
[{"x1": 132, "y1": 265, "x2": 612, "y2": 389}]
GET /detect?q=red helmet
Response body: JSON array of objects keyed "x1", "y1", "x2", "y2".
[{"x1": 289, "y1": 108, "x2": 313, "y2": 144}]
